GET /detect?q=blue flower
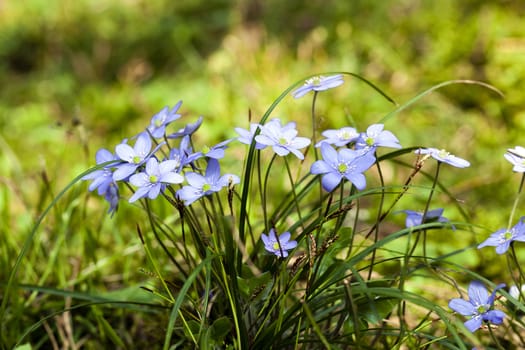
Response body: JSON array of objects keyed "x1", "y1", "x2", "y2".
[
  {"x1": 402, "y1": 208, "x2": 453, "y2": 229},
  {"x1": 113, "y1": 132, "x2": 158, "y2": 181},
  {"x1": 355, "y1": 124, "x2": 402, "y2": 151},
  {"x1": 292, "y1": 74, "x2": 344, "y2": 99},
  {"x1": 194, "y1": 139, "x2": 233, "y2": 160},
  {"x1": 315, "y1": 127, "x2": 359, "y2": 147},
  {"x1": 235, "y1": 123, "x2": 266, "y2": 150},
  {"x1": 310, "y1": 143, "x2": 376, "y2": 192},
  {"x1": 147, "y1": 102, "x2": 182, "y2": 138},
  {"x1": 104, "y1": 182, "x2": 120, "y2": 217},
  {"x1": 255, "y1": 119, "x2": 311, "y2": 159},
  {"x1": 128, "y1": 158, "x2": 184, "y2": 202},
  {"x1": 176, "y1": 159, "x2": 240, "y2": 206},
  {"x1": 261, "y1": 229, "x2": 297, "y2": 258},
  {"x1": 168, "y1": 116, "x2": 203, "y2": 139},
  {"x1": 82, "y1": 148, "x2": 120, "y2": 195},
  {"x1": 449, "y1": 281, "x2": 506, "y2": 332},
  {"x1": 415, "y1": 148, "x2": 470, "y2": 168},
  {"x1": 478, "y1": 217, "x2": 525, "y2": 254},
  {"x1": 169, "y1": 135, "x2": 201, "y2": 172},
  {"x1": 504, "y1": 146, "x2": 525, "y2": 172}
]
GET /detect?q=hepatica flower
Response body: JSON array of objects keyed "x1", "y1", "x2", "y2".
[
  {"x1": 128, "y1": 158, "x2": 184, "y2": 202},
  {"x1": 176, "y1": 159, "x2": 240, "y2": 206},
  {"x1": 195, "y1": 139, "x2": 233, "y2": 160},
  {"x1": 478, "y1": 217, "x2": 525, "y2": 254},
  {"x1": 311, "y1": 143, "x2": 376, "y2": 192},
  {"x1": 355, "y1": 124, "x2": 402, "y2": 151},
  {"x1": 82, "y1": 148, "x2": 120, "y2": 195},
  {"x1": 402, "y1": 208, "x2": 453, "y2": 229},
  {"x1": 315, "y1": 127, "x2": 359, "y2": 147},
  {"x1": 113, "y1": 132, "x2": 157, "y2": 181},
  {"x1": 255, "y1": 119, "x2": 311, "y2": 159},
  {"x1": 504, "y1": 146, "x2": 525, "y2": 172},
  {"x1": 449, "y1": 281, "x2": 506, "y2": 332},
  {"x1": 415, "y1": 148, "x2": 470, "y2": 168},
  {"x1": 235, "y1": 123, "x2": 266, "y2": 150},
  {"x1": 261, "y1": 229, "x2": 297, "y2": 258},
  {"x1": 292, "y1": 74, "x2": 344, "y2": 99},
  {"x1": 168, "y1": 116, "x2": 203, "y2": 139},
  {"x1": 147, "y1": 101, "x2": 182, "y2": 138}
]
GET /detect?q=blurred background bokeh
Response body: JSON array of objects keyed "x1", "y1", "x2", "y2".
[{"x1": 2, "y1": 0, "x2": 525, "y2": 346}]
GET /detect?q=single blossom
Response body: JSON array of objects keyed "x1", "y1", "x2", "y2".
[
  {"x1": 355, "y1": 124, "x2": 402, "y2": 151},
  {"x1": 477, "y1": 217, "x2": 525, "y2": 254},
  {"x1": 415, "y1": 148, "x2": 470, "y2": 168},
  {"x1": 449, "y1": 281, "x2": 506, "y2": 332},
  {"x1": 82, "y1": 148, "x2": 120, "y2": 195},
  {"x1": 169, "y1": 135, "x2": 201, "y2": 172},
  {"x1": 292, "y1": 74, "x2": 344, "y2": 99},
  {"x1": 402, "y1": 208, "x2": 453, "y2": 229},
  {"x1": 176, "y1": 159, "x2": 240, "y2": 206},
  {"x1": 113, "y1": 132, "x2": 158, "y2": 181},
  {"x1": 235, "y1": 123, "x2": 266, "y2": 150},
  {"x1": 104, "y1": 182, "x2": 120, "y2": 217},
  {"x1": 255, "y1": 119, "x2": 311, "y2": 159},
  {"x1": 261, "y1": 229, "x2": 297, "y2": 258},
  {"x1": 194, "y1": 139, "x2": 233, "y2": 160},
  {"x1": 168, "y1": 116, "x2": 204, "y2": 139},
  {"x1": 128, "y1": 158, "x2": 184, "y2": 202},
  {"x1": 504, "y1": 146, "x2": 525, "y2": 172},
  {"x1": 310, "y1": 143, "x2": 376, "y2": 192},
  {"x1": 315, "y1": 127, "x2": 359, "y2": 147},
  {"x1": 147, "y1": 101, "x2": 182, "y2": 138}
]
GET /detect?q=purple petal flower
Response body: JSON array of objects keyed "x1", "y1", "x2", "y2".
[
  {"x1": 478, "y1": 217, "x2": 525, "y2": 254},
  {"x1": 194, "y1": 139, "x2": 233, "y2": 160},
  {"x1": 104, "y1": 182, "x2": 119, "y2": 217},
  {"x1": 402, "y1": 208, "x2": 454, "y2": 229},
  {"x1": 147, "y1": 101, "x2": 182, "y2": 138},
  {"x1": 167, "y1": 116, "x2": 204, "y2": 139},
  {"x1": 261, "y1": 229, "x2": 297, "y2": 258},
  {"x1": 310, "y1": 143, "x2": 376, "y2": 192},
  {"x1": 315, "y1": 127, "x2": 359, "y2": 147},
  {"x1": 355, "y1": 124, "x2": 402, "y2": 151},
  {"x1": 113, "y1": 132, "x2": 155, "y2": 181},
  {"x1": 449, "y1": 281, "x2": 506, "y2": 332},
  {"x1": 255, "y1": 119, "x2": 311, "y2": 159},
  {"x1": 235, "y1": 123, "x2": 266, "y2": 150},
  {"x1": 169, "y1": 135, "x2": 201, "y2": 171},
  {"x1": 128, "y1": 158, "x2": 184, "y2": 202},
  {"x1": 176, "y1": 159, "x2": 240, "y2": 206},
  {"x1": 415, "y1": 148, "x2": 470, "y2": 168},
  {"x1": 82, "y1": 148, "x2": 120, "y2": 195},
  {"x1": 292, "y1": 74, "x2": 344, "y2": 99},
  {"x1": 504, "y1": 146, "x2": 525, "y2": 172}
]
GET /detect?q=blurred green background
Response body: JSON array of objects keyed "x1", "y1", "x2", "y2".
[{"x1": 2, "y1": 0, "x2": 525, "y2": 346}]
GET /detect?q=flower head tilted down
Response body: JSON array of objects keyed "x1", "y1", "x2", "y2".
[
  {"x1": 478, "y1": 217, "x2": 525, "y2": 254},
  {"x1": 310, "y1": 143, "x2": 376, "y2": 192},
  {"x1": 261, "y1": 229, "x2": 297, "y2": 258},
  {"x1": 291, "y1": 74, "x2": 344, "y2": 99},
  {"x1": 449, "y1": 281, "x2": 506, "y2": 332},
  {"x1": 504, "y1": 146, "x2": 525, "y2": 172},
  {"x1": 402, "y1": 208, "x2": 454, "y2": 229},
  {"x1": 415, "y1": 148, "x2": 470, "y2": 168}
]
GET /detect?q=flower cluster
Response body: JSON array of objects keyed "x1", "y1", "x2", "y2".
[
  {"x1": 311, "y1": 123, "x2": 401, "y2": 192},
  {"x1": 80, "y1": 76, "x2": 524, "y2": 344},
  {"x1": 82, "y1": 101, "x2": 239, "y2": 214}
]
